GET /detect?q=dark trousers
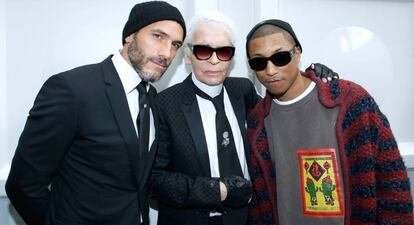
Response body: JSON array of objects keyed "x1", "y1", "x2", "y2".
[{"x1": 208, "y1": 216, "x2": 223, "y2": 225}]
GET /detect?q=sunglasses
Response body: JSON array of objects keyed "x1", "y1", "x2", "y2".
[
  {"x1": 188, "y1": 44, "x2": 235, "y2": 61},
  {"x1": 248, "y1": 47, "x2": 296, "y2": 71}
]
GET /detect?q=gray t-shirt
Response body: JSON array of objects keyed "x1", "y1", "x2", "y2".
[{"x1": 264, "y1": 83, "x2": 345, "y2": 225}]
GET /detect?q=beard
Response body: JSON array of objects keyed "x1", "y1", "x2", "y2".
[{"x1": 127, "y1": 36, "x2": 168, "y2": 83}]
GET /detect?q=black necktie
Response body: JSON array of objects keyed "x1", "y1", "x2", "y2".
[
  {"x1": 137, "y1": 81, "x2": 150, "y2": 156},
  {"x1": 193, "y1": 85, "x2": 243, "y2": 177}
]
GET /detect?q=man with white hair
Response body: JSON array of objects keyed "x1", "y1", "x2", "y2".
[{"x1": 150, "y1": 11, "x2": 254, "y2": 225}]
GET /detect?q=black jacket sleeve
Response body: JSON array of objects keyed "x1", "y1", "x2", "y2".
[{"x1": 5, "y1": 74, "x2": 77, "y2": 225}]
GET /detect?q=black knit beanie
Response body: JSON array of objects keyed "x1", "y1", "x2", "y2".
[
  {"x1": 246, "y1": 19, "x2": 302, "y2": 58},
  {"x1": 122, "y1": 1, "x2": 186, "y2": 45}
]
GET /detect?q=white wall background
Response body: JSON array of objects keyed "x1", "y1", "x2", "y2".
[
  {"x1": 0, "y1": 0, "x2": 8, "y2": 191},
  {"x1": 1, "y1": 0, "x2": 413, "y2": 224}
]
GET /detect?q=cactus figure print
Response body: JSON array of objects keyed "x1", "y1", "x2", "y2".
[{"x1": 297, "y1": 148, "x2": 344, "y2": 217}]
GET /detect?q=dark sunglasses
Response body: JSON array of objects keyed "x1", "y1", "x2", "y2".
[
  {"x1": 188, "y1": 44, "x2": 235, "y2": 61},
  {"x1": 248, "y1": 47, "x2": 296, "y2": 71}
]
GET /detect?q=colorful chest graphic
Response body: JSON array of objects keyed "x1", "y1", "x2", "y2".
[{"x1": 297, "y1": 148, "x2": 344, "y2": 218}]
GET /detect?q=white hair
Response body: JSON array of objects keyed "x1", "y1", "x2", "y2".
[{"x1": 184, "y1": 11, "x2": 236, "y2": 57}]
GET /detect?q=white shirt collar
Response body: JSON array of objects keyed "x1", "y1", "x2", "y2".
[
  {"x1": 273, "y1": 81, "x2": 316, "y2": 105},
  {"x1": 111, "y1": 50, "x2": 141, "y2": 94},
  {"x1": 191, "y1": 73, "x2": 223, "y2": 98}
]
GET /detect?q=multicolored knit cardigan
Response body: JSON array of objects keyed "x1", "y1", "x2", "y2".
[{"x1": 246, "y1": 70, "x2": 414, "y2": 225}]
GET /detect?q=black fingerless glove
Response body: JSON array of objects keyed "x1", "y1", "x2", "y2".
[
  {"x1": 221, "y1": 175, "x2": 252, "y2": 209},
  {"x1": 306, "y1": 63, "x2": 339, "y2": 80}
]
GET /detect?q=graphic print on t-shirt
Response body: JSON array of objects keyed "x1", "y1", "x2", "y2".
[{"x1": 297, "y1": 148, "x2": 344, "y2": 218}]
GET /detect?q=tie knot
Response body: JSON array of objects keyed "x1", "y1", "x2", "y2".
[
  {"x1": 192, "y1": 82, "x2": 224, "y2": 111},
  {"x1": 137, "y1": 81, "x2": 149, "y2": 108},
  {"x1": 137, "y1": 81, "x2": 147, "y2": 95},
  {"x1": 211, "y1": 92, "x2": 224, "y2": 111}
]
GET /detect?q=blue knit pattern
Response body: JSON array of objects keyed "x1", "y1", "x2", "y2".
[
  {"x1": 251, "y1": 167, "x2": 262, "y2": 179},
  {"x1": 342, "y1": 96, "x2": 389, "y2": 129},
  {"x1": 376, "y1": 158, "x2": 406, "y2": 172},
  {"x1": 257, "y1": 190, "x2": 270, "y2": 201},
  {"x1": 258, "y1": 128, "x2": 267, "y2": 141},
  {"x1": 351, "y1": 184, "x2": 375, "y2": 198},
  {"x1": 378, "y1": 200, "x2": 414, "y2": 213},
  {"x1": 247, "y1": 117, "x2": 259, "y2": 129},
  {"x1": 350, "y1": 157, "x2": 376, "y2": 175},
  {"x1": 376, "y1": 180, "x2": 411, "y2": 191},
  {"x1": 378, "y1": 222, "x2": 398, "y2": 225},
  {"x1": 351, "y1": 181, "x2": 411, "y2": 198},
  {"x1": 329, "y1": 79, "x2": 340, "y2": 100},
  {"x1": 260, "y1": 150, "x2": 272, "y2": 160},
  {"x1": 351, "y1": 208, "x2": 376, "y2": 222},
  {"x1": 380, "y1": 111, "x2": 390, "y2": 127},
  {"x1": 378, "y1": 139, "x2": 398, "y2": 152},
  {"x1": 345, "y1": 126, "x2": 379, "y2": 156}
]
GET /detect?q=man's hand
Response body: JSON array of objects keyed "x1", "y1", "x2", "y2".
[
  {"x1": 220, "y1": 176, "x2": 252, "y2": 208},
  {"x1": 306, "y1": 63, "x2": 339, "y2": 82}
]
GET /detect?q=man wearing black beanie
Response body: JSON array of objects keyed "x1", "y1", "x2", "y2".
[
  {"x1": 6, "y1": 1, "x2": 185, "y2": 225},
  {"x1": 245, "y1": 19, "x2": 413, "y2": 225}
]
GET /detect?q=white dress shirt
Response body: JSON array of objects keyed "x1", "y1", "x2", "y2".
[
  {"x1": 111, "y1": 50, "x2": 155, "y2": 151},
  {"x1": 191, "y1": 75, "x2": 250, "y2": 181}
]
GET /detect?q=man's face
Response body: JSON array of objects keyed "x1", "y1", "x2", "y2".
[
  {"x1": 248, "y1": 32, "x2": 302, "y2": 101},
  {"x1": 187, "y1": 23, "x2": 233, "y2": 86},
  {"x1": 126, "y1": 20, "x2": 184, "y2": 82}
]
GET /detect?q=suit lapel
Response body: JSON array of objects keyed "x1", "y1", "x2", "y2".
[
  {"x1": 181, "y1": 76, "x2": 211, "y2": 176},
  {"x1": 101, "y1": 56, "x2": 141, "y2": 186}
]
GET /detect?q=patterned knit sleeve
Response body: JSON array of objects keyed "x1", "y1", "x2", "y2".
[
  {"x1": 246, "y1": 96, "x2": 278, "y2": 225},
  {"x1": 340, "y1": 82, "x2": 413, "y2": 225}
]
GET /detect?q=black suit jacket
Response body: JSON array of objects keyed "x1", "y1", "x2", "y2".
[
  {"x1": 150, "y1": 75, "x2": 259, "y2": 225},
  {"x1": 6, "y1": 56, "x2": 158, "y2": 225}
]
